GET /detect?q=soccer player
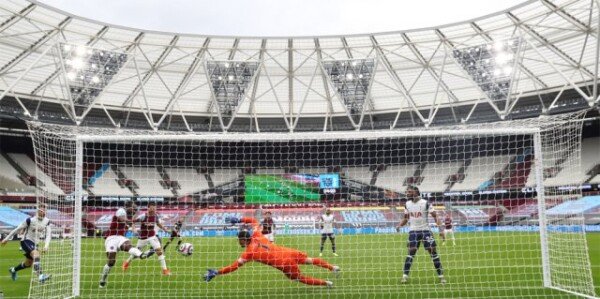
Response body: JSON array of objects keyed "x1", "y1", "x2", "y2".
[
  {"x1": 397, "y1": 185, "x2": 446, "y2": 284},
  {"x1": 203, "y1": 217, "x2": 340, "y2": 287},
  {"x1": 319, "y1": 208, "x2": 337, "y2": 257},
  {"x1": 261, "y1": 211, "x2": 275, "y2": 243},
  {"x1": 163, "y1": 219, "x2": 183, "y2": 251},
  {"x1": 442, "y1": 213, "x2": 456, "y2": 246},
  {"x1": 1, "y1": 205, "x2": 52, "y2": 283},
  {"x1": 99, "y1": 201, "x2": 146, "y2": 288},
  {"x1": 122, "y1": 202, "x2": 171, "y2": 275}
]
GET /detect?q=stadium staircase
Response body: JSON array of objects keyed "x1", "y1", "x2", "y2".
[
  {"x1": 113, "y1": 165, "x2": 139, "y2": 196},
  {"x1": 369, "y1": 164, "x2": 384, "y2": 185},
  {"x1": 584, "y1": 164, "x2": 600, "y2": 183},
  {"x1": 403, "y1": 163, "x2": 425, "y2": 186},
  {"x1": 1, "y1": 152, "x2": 37, "y2": 187},
  {"x1": 157, "y1": 166, "x2": 180, "y2": 196},
  {"x1": 445, "y1": 159, "x2": 470, "y2": 192},
  {"x1": 203, "y1": 168, "x2": 215, "y2": 189}
]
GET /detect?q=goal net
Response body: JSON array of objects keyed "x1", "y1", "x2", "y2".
[{"x1": 26, "y1": 113, "x2": 596, "y2": 299}]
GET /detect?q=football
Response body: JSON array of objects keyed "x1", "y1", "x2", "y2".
[{"x1": 178, "y1": 242, "x2": 194, "y2": 256}]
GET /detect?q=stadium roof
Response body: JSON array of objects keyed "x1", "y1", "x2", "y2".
[{"x1": 0, "y1": 0, "x2": 598, "y2": 132}]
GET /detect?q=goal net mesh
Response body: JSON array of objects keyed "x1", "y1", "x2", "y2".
[{"x1": 26, "y1": 112, "x2": 596, "y2": 298}]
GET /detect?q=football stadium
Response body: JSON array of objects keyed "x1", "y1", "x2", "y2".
[{"x1": 0, "y1": 0, "x2": 599, "y2": 298}]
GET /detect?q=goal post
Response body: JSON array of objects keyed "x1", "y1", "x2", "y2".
[
  {"x1": 72, "y1": 140, "x2": 84, "y2": 298},
  {"x1": 532, "y1": 132, "x2": 551, "y2": 289},
  {"x1": 26, "y1": 113, "x2": 597, "y2": 299}
]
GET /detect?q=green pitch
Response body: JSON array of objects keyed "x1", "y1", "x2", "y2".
[{"x1": 1, "y1": 233, "x2": 599, "y2": 298}]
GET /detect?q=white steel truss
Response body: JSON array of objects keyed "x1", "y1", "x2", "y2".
[{"x1": 0, "y1": 0, "x2": 597, "y2": 131}]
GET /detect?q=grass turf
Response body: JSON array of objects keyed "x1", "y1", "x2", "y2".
[{"x1": 0, "y1": 232, "x2": 598, "y2": 298}]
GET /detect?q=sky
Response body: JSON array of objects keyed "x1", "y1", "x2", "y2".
[{"x1": 38, "y1": 0, "x2": 526, "y2": 37}]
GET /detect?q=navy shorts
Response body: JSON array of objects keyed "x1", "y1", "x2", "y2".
[
  {"x1": 20, "y1": 240, "x2": 36, "y2": 260},
  {"x1": 407, "y1": 231, "x2": 436, "y2": 250},
  {"x1": 321, "y1": 233, "x2": 335, "y2": 239}
]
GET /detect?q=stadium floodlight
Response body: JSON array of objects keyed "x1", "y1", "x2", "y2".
[
  {"x1": 59, "y1": 43, "x2": 128, "y2": 118},
  {"x1": 206, "y1": 60, "x2": 260, "y2": 128},
  {"x1": 323, "y1": 58, "x2": 376, "y2": 126},
  {"x1": 452, "y1": 38, "x2": 523, "y2": 106}
]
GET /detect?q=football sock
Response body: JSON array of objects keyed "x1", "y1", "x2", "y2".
[
  {"x1": 158, "y1": 255, "x2": 167, "y2": 270},
  {"x1": 33, "y1": 257, "x2": 41, "y2": 275},
  {"x1": 403, "y1": 252, "x2": 416, "y2": 276},
  {"x1": 14, "y1": 262, "x2": 28, "y2": 272},
  {"x1": 100, "y1": 264, "x2": 111, "y2": 283},
  {"x1": 430, "y1": 253, "x2": 443, "y2": 276}
]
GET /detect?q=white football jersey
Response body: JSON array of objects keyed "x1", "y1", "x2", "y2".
[
  {"x1": 5, "y1": 216, "x2": 51, "y2": 247},
  {"x1": 320, "y1": 214, "x2": 335, "y2": 234},
  {"x1": 405, "y1": 199, "x2": 434, "y2": 231}
]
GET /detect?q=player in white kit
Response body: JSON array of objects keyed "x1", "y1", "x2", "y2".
[
  {"x1": 397, "y1": 185, "x2": 446, "y2": 284},
  {"x1": 1, "y1": 205, "x2": 52, "y2": 283},
  {"x1": 318, "y1": 209, "x2": 338, "y2": 257}
]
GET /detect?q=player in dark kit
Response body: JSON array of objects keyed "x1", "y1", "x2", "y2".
[
  {"x1": 163, "y1": 220, "x2": 184, "y2": 251},
  {"x1": 99, "y1": 201, "x2": 146, "y2": 288},
  {"x1": 261, "y1": 211, "x2": 275, "y2": 243}
]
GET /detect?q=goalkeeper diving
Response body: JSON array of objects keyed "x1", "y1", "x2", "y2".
[{"x1": 204, "y1": 217, "x2": 340, "y2": 287}]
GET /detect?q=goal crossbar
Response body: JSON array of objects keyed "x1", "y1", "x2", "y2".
[{"x1": 74, "y1": 127, "x2": 542, "y2": 143}]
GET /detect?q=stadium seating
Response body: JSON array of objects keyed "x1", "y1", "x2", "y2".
[
  {"x1": 582, "y1": 137, "x2": 600, "y2": 174},
  {"x1": 166, "y1": 168, "x2": 210, "y2": 195},
  {"x1": 527, "y1": 137, "x2": 600, "y2": 187},
  {"x1": 0, "y1": 154, "x2": 28, "y2": 192},
  {"x1": 211, "y1": 169, "x2": 241, "y2": 186},
  {"x1": 88, "y1": 169, "x2": 133, "y2": 196},
  {"x1": 452, "y1": 155, "x2": 511, "y2": 191},
  {"x1": 504, "y1": 201, "x2": 538, "y2": 218},
  {"x1": 375, "y1": 164, "x2": 417, "y2": 192},
  {"x1": 7, "y1": 153, "x2": 64, "y2": 195},
  {"x1": 120, "y1": 167, "x2": 173, "y2": 197},
  {"x1": 453, "y1": 205, "x2": 503, "y2": 225},
  {"x1": 343, "y1": 166, "x2": 372, "y2": 184},
  {"x1": 542, "y1": 154, "x2": 587, "y2": 186},
  {"x1": 0, "y1": 137, "x2": 598, "y2": 197},
  {"x1": 419, "y1": 162, "x2": 461, "y2": 192}
]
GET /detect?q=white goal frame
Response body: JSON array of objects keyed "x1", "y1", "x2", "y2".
[{"x1": 27, "y1": 118, "x2": 596, "y2": 299}]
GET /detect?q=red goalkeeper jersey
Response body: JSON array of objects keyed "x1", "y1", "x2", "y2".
[{"x1": 218, "y1": 218, "x2": 306, "y2": 274}]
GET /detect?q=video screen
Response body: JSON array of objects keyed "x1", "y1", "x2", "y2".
[{"x1": 245, "y1": 173, "x2": 340, "y2": 203}]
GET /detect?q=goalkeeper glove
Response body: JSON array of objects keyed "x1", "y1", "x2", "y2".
[
  {"x1": 224, "y1": 217, "x2": 241, "y2": 224},
  {"x1": 204, "y1": 269, "x2": 218, "y2": 282}
]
